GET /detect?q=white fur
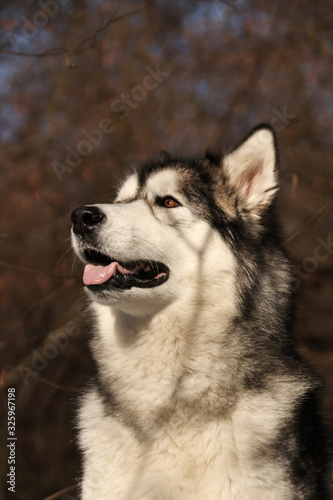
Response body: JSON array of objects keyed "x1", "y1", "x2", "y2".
[
  {"x1": 146, "y1": 169, "x2": 182, "y2": 200},
  {"x1": 116, "y1": 172, "x2": 139, "y2": 202},
  {"x1": 79, "y1": 378, "x2": 299, "y2": 499}
]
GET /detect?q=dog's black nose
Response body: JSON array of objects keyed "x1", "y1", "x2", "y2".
[{"x1": 71, "y1": 206, "x2": 106, "y2": 235}]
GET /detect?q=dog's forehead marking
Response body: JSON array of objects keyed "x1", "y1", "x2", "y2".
[
  {"x1": 116, "y1": 172, "x2": 139, "y2": 202},
  {"x1": 145, "y1": 168, "x2": 181, "y2": 197}
]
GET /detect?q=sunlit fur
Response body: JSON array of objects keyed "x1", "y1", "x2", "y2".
[{"x1": 72, "y1": 125, "x2": 332, "y2": 500}]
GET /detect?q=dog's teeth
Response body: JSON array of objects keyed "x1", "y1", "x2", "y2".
[{"x1": 144, "y1": 264, "x2": 152, "y2": 272}]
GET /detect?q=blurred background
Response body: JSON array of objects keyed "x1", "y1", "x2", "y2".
[{"x1": 0, "y1": 0, "x2": 332, "y2": 498}]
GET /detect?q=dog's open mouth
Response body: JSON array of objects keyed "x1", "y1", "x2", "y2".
[{"x1": 82, "y1": 248, "x2": 169, "y2": 290}]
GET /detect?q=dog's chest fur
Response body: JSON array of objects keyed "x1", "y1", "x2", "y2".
[
  {"x1": 79, "y1": 386, "x2": 295, "y2": 500},
  {"x1": 78, "y1": 304, "x2": 300, "y2": 500}
]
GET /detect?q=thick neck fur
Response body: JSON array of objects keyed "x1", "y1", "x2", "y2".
[
  {"x1": 89, "y1": 275, "x2": 305, "y2": 440},
  {"x1": 90, "y1": 291, "x2": 244, "y2": 432}
]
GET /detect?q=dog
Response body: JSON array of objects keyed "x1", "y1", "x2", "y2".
[{"x1": 71, "y1": 124, "x2": 332, "y2": 499}]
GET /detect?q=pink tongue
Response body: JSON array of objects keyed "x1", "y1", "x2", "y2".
[
  {"x1": 83, "y1": 262, "x2": 142, "y2": 285},
  {"x1": 83, "y1": 263, "x2": 118, "y2": 285}
]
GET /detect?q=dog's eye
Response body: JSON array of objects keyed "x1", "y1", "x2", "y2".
[
  {"x1": 155, "y1": 196, "x2": 181, "y2": 208},
  {"x1": 164, "y1": 198, "x2": 178, "y2": 208},
  {"x1": 161, "y1": 197, "x2": 179, "y2": 208}
]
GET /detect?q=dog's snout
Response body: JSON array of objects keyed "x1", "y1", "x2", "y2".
[{"x1": 71, "y1": 205, "x2": 106, "y2": 235}]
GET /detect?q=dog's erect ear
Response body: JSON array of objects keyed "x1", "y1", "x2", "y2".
[{"x1": 222, "y1": 125, "x2": 278, "y2": 215}]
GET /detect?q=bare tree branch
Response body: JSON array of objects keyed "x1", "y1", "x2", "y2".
[
  {"x1": 0, "y1": 259, "x2": 78, "y2": 280},
  {"x1": 42, "y1": 484, "x2": 77, "y2": 500},
  {"x1": 286, "y1": 198, "x2": 333, "y2": 243},
  {"x1": 0, "y1": 5, "x2": 149, "y2": 58},
  {"x1": 30, "y1": 373, "x2": 80, "y2": 392}
]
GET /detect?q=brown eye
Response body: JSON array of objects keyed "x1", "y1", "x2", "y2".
[{"x1": 163, "y1": 198, "x2": 179, "y2": 208}]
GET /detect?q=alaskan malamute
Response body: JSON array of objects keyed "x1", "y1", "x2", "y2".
[{"x1": 71, "y1": 124, "x2": 332, "y2": 499}]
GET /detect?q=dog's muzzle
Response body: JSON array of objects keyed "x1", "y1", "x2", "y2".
[{"x1": 71, "y1": 205, "x2": 169, "y2": 291}]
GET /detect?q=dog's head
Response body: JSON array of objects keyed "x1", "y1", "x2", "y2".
[{"x1": 71, "y1": 125, "x2": 279, "y2": 315}]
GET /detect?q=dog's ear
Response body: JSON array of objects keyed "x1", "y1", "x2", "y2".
[{"x1": 222, "y1": 124, "x2": 278, "y2": 216}]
